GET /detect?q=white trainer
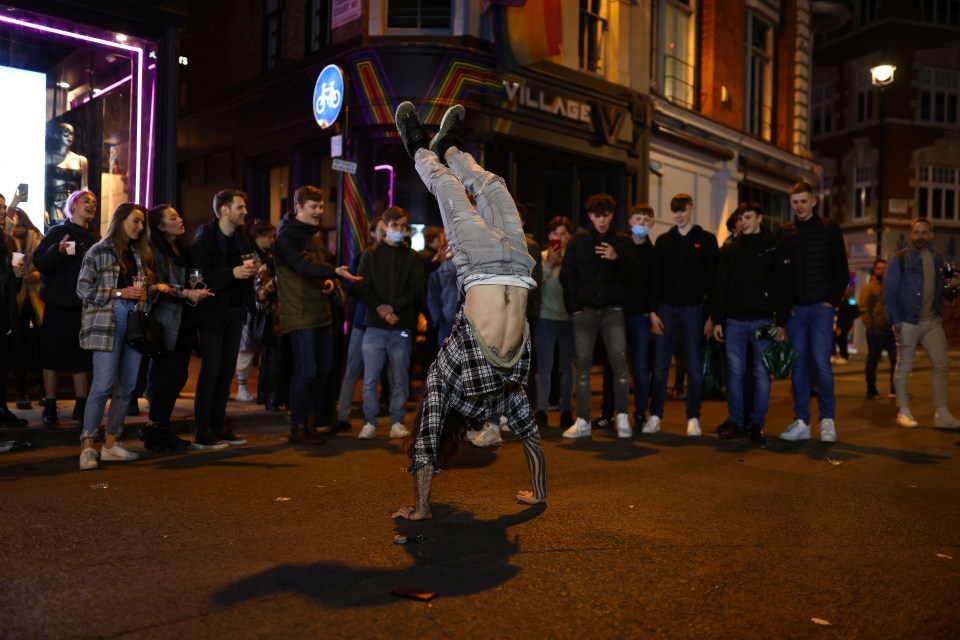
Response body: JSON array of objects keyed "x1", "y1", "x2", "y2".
[
  {"x1": 779, "y1": 419, "x2": 811, "y2": 441},
  {"x1": 389, "y1": 422, "x2": 410, "y2": 439},
  {"x1": 234, "y1": 386, "x2": 255, "y2": 402},
  {"x1": 615, "y1": 413, "x2": 633, "y2": 439},
  {"x1": 470, "y1": 422, "x2": 503, "y2": 447},
  {"x1": 819, "y1": 418, "x2": 837, "y2": 442},
  {"x1": 79, "y1": 447, "x2": 99, "y2": 471},
  {"x1": 562, "y1": 417, "x2": 591, "y2": 439},
  {"x1": 686, "y1": 418, "x2": 702, "y2": 437},
  {"x1": 896, "y1": 411, "x2": 919, "y2": 428},
  {"x1": 100, "y1": 441, "x2": 139, "y2": 462},
  {"x1": 641, "y1": 415, "x2": 661, "y2": 434},
  {"x1": 934, "y1": 408, "x2": 960, "y2": 429},
  {"x1": 358, "y1": 423, "x2": 376, "y2": 440}
]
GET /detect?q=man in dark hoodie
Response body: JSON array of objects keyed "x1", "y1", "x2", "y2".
[
  {"x1": 776, "y1": 181, "x2": 849, "y2": 443},
  {"x1": 559, "y1": 193, "x2": 635, "y2": 440},
  {"x1": 274, "y1": 185, "x2": 359, "y2": 445},
  {"x1": 642, "y1": 193, "x2": 719, "y2": 437},
  {"x1": 356, "y1": 206, "x2": 424, "y2": 441},
  {"x1": 711, "y1": 202, "x2": 790, "y2": 443}
]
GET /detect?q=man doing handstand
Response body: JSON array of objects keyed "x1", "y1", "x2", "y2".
[{"x1": 391, "y1": 101, "x2": 547, "y2": 520}]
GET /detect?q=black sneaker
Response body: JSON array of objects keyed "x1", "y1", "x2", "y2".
[
  {"x1": 41, "y1": 398, "x2": 60, "y2": 428},
  {"x1": 394, "y1": 102, "x2": 429, "y2": 159},
  {"x1": 15, "y1": 398, "x2": 32, "y2": 411},
  {"x1": 559, "y1": 411, "x2": 574, "y2": 429},
  {"x1": 192, "y1": 434, "x2": 228, "y2": 450},
  {"x1": 748, "y1": 423, "x2": 767, "y2": 444},
  {"x1": 592, "y1": 417, "x2": 612, "y2": 430},
  {"x1": 218, "y1": 430, "x2": 248, "y2": 446},
  {"x1": 716, "y1": 420, "x2": 742, "y2": 440},
  {"x1": 429, "y1": 104, "x2": 465, "y2": 162},
  {"x1": 333, "y1": 420, "x2": 352, "y2": 433},
  {"x1": 534, "y1": 410, "x2": 548, "y2": 429},
  {"x1": 0, "y1": 407, "x2": 27, "y2": 428},
  {"x1": 139, "y1": 424, "x2": 172, "y2": 452}
]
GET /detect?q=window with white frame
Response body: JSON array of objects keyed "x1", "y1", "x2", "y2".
[
  {"x1": 387, "y1": 0, "x2": 451, "y2": 30},
  {"x1": 661, "y1": 0, "x2": 697, "y2": 109},
  {"x1": 918, "y1": 164, "x2": 959, "y2": 221},
  {"x1": 746, "y1": 12, "x2": 774, "y2": 141},
  {"x1": 919, "y1": 67, "x2": 959, "y2": 124},
  {"x1": 811, "y1": 83, "x2": 833, "y2": 137},
  {"x1": 854, "y1": 164, "x2": 873, "y2": 219},
  {"x1": 922, "y1": 0, "x2": 960, "y2": 27},
  {"x1": 856, "y1": 70, "x2": 874, "y2": 123},
  {"x1": 579, "y1": 0, "x2": 608, "y2": 74}
]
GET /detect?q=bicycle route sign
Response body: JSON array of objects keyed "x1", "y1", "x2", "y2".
[{"x1": 313, "y1": 64, "x2": 344, "y2": 129}]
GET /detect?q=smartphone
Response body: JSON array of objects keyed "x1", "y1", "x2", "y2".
[
  {"x1": 549, "y1": 238, "x2": 562, "y2": 252},
  {"x1": 391, "y1": 586, "x2": 437, "y2": 601},
  {"x1": 17, "y1": 183, "x2": 28, "y2": 202}
]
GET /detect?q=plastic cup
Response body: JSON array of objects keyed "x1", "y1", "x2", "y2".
[
  {"x1": 65, "y1": 241, "x2": 76, "y2": 255},
  {"x1": 11, "y1": 252, "x2": 24, "y2": 268}
]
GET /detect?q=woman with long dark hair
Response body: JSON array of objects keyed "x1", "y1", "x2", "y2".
[
  {"x1": 76, "y1": 203, "x2": 155, "y2": 470},
  {"x1": 141, "y1": 204, "x2": 214, "y2": 450}
]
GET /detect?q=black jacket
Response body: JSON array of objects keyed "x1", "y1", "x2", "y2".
[
  {"x1": 622, "y1": 238, "x2": 654, "y2": 315},
  {"x1": 274, "y1": 215, "x2": 338, "y2": 280},
  {"x1": 777, "y1": 215, "x2": 849, "y2": 306},
  {"x1": 357, "y1": 241, "x2": 424, "y2": 331},
  {"x1": 711, "y1": 230, "x2": 791, "y2": 326},
  {"x1": 559, "y1": 227, "x2": 634, "y2": 313},
  {"x1": 651, "y1": 225, "x2": 719, "y2": 308},
  {"x1": 191, "y1": 219, "x2": 255, "y2": 331},
  {"x1": 33, "y1": 220, "x2": 97, "y2": 308}
]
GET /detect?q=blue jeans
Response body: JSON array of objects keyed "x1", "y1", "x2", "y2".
[
  {"x1": 573, "y1": 307, "x2": 629, "y2": 419},
  {"x1": 787, "y1": 303, "x2": 835, "y2": 421},
  {"x1": 625, "y1": 313, "x2": 652, "y2": 419},
  {"x1": 362, "y1": 327, "x2": 412, "y2": 425},
  {"x1": 650, "y1": 304, "x2": 704, "y2": 420},
  {"x1": 724, "y1": 318, "x2": 772, "y2": 426},
  {"x1": 81, "y1": 301, "x2": 143, "y2": 441},
  {"x1": 534, "y1": 318, "x2": 574, "y2": 412},
  {"x1": 336, "y1": 326, "x2": 365, "y2": 422},
  {"x1": 288, "y1": 326, "x2": 333, "y2": 424}
]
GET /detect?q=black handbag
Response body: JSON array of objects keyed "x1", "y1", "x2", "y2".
[{"x1": 125, "y1": 305, "x2": 166, "y2": 356}]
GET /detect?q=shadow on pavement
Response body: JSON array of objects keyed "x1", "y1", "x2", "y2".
[{"x1": 212, "y1": 503, "x2": 546, "y2": 608}]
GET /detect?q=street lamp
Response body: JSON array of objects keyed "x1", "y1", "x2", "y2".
[{"x1": 870, "y1": 64, "x2": 895, "y2": 257}]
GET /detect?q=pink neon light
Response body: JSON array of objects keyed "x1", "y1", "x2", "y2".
[
  {"x1": 93, "y1": 74, "x2": 131, "y2": 96},
  {"x1": 373, "y1": 164, "x2": 395, "y2": 208},
  {"x1": 0, "y1": 13, "x2": 148, "y2": 205}
]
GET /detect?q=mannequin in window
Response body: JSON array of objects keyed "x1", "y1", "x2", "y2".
[{"x1": 45, "y1": 122, "x2": 89, "y2": 227}]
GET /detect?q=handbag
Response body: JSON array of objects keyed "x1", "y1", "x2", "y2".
[{"x1": 125, "y1": 305, "x2": 166, "y2": 356}]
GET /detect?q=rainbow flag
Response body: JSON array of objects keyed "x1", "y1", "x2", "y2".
[
  {"x1": 340, "y1": 171, "x2": 371, "y2": 265},
  {"x1": 492, "y1": 0, "x2": 563, "y2": 70}
]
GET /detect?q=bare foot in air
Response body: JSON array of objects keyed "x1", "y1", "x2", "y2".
[
  {"x1": 392, "y1": 506, "x2": 432, "y2": 520},
  {"x1": 516, "y1": 491, "x2": 546, "y2": 505}
]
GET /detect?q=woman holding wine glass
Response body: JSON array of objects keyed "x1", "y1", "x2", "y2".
[{"x1": 140, "y1": 204, "x2": 215, "y2": 451}]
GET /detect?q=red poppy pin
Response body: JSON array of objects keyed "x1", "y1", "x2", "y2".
[{"x1": 694, "y1": 243, "x2": 701, "y2": 249}]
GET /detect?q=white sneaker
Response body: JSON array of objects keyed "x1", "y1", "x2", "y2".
[
  {"x1": 562, "y1": 417, "x2": 591, "y2": 439},
  {"x1": 499, "y1": 415, "x2": 510, "y2": 432},
  {"x1": 819, "y1": 419, "x2": 836, "y2": 442},
  {"x1": 615, "y1": 413, "x2": 632, "y2": 439},
  {"x1": 897, "y1": 411, "x2": 919, "y2": 428},
  {"x1": 470, "y1": 423, "x2": 503, "y2": 447},
  {"x1": 934, "y1": 408, "x2": 960, "y2": 429},
  {"x1": 234, "y1": 386, "x2": 255, "y2": 402},
  {"x1": 358, "y1": 423, "x2": 376, "y2": 440},
  {"x1": 79, "y1": 447, "x2": 99, "y2": 470},
  {"x1": 779, "y1": 419, "x2": 810, "y2": 441},
  {"x1": 641, "y1": 415, "x2": 661, "y2": 434},
  {"x1": 686, "y1": 418, "x2": 702, "y2": 436},
  {"x1": 100, "y1": 441, "x2": 139, "y2": 462},
  {"x1": 389, "y1": 422, "x2": 410, "y2": 439}
]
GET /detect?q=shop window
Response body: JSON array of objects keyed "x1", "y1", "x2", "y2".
[
  {"x1": 811, "y1": 83, "x2": 833, "y2": 137},
  {"x1": 919, "y1": 67, "x2": 959, "y2": 125},
  {"x1": 855, "y1": 69, "x2": 874, "y2": 124},
  {"x1": 661, "y1": 0, "x2": 697, "y2": 109},
  {"x1": 387, "y1": 0, "x2": 451, "y2": 30},
  {"x1": 0, "y1": 7, "x2": 158, "y2": 233},
  {"x1": 745, "y1": 12, "x2": 774, "y2": 141},
  {"x1": 579, "y1": 0, "x2": 608, "y2": 74},
  {"x1": 918, "y1": 164, "x2": 959, "y2": 221},
  {"x1": 922, "y1": 0, "x2": 960, "y2": 26},
  {"x1": 854, "y1": 164, "x2": 873, "y2": 219},
  {"x1": 306, "y1": 0, "x2": 331, "y2": 54}
]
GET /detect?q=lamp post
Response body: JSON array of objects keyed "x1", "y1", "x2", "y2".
[{"x1": 870, "y1": 63, "x2": 895, "y2": 258}]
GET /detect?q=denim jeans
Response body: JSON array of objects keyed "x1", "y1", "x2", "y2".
[
  {"x1": 288, "y1": 325, "x2": 333, "y2": 424},
  {"x1": 787, "y1": 303, "x2": 836, "y2": 422},
  {"x1": 573, "y1": 306, "x2": 629, "y2": 419},
  {"x1": 81, "y1": 301, "x2": 143, "y2": 441},
  {"x1": 865, "y1": 329, "x2": 897, "y2": 395},
  {"x1": 195, "y1": 308, "x2": 244, "y2": 437},
  {"x1": 724, "y1": 318, "x2": 773, "y2": 426},
  {"x1": 362, "y1": 327, "x2": 412, "y2": 425},
  {"x1": 650, "y1": 304, "x2": 704, "y2": 420},
  {"x1": 625, "y1": 313, "x2": 652, "y2": 419},
  {"x1": 336, "y1": 326, "x2": 365, "y2": 422},
  {"x1": 535, "y1": 318, "x2": 574, "y2": 412}
]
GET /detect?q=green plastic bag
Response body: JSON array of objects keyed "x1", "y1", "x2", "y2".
[
  {"x1": 702, "y1": 341, "x2": 723, "y2": 395},
  {"x1": 762, "y1": 340, "x2": 799, "y2": 380}
]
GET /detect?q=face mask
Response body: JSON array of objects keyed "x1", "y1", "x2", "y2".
[
  {"x1": 387, "y1": 230, "x2": 405, "y2": 244},
  {"x1": 631, "y1": 224, "x2": 650, "y2": 238}
]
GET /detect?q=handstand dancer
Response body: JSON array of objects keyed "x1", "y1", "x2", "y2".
[{"x1": 391, "y1": 102, "x2": 547, "y2": 520}]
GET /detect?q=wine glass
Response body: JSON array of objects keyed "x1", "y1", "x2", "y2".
[{"x1": 186, "y1": 269, "x2": 204, "y2": 306}]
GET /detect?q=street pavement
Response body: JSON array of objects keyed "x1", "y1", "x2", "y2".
[{"x1": 2, "y1": 353, "x2": 959, "y2": 639}]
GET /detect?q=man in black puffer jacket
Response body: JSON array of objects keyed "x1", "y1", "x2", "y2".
[{"x1": 559, "y1": 193, "x2": 635, "y2": 440}]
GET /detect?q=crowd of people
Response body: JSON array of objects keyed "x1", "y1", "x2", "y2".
[{"x1": 2, "y1": 166, "x2": 960, "y2": 471}]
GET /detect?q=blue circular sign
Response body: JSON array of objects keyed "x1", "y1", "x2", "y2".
[{"x1": 313, "y1": 64, "x2": 344, "y2": 129}]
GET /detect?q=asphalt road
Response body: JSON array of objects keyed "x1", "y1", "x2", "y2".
[{"x1": 2, "y1": 355, "x2": 959, "y2": 639}]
